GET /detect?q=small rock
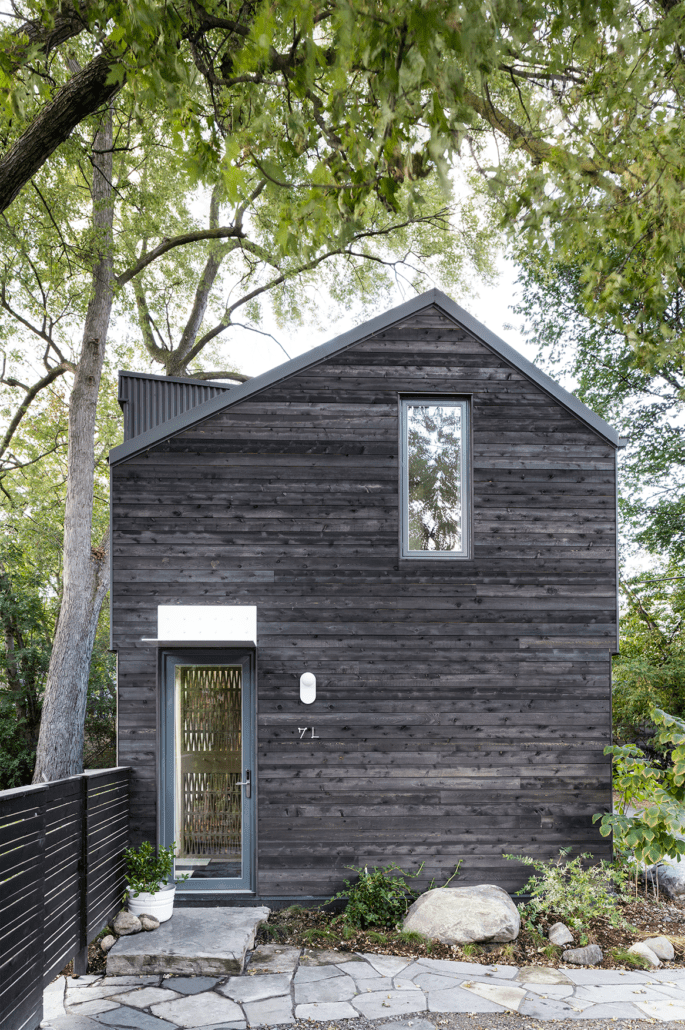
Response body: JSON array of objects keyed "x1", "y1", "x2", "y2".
[
  {"x1": 139, "y1": 914, "x2": 160, "y2": 931},
  {"x1": 113, "y1": 910, "x2": 142, "y2": 936},
  {"x1": 642, "y1": 935, "x2": 674, "y2": 961},
  {"x1": 402, "y1": 884, "x2": 520, "y2": 944},
  {"x1": 100, "y1": 935, "x2": 116, "y2": 952},
  {"x1": 628, "y1": 941, "x2": 661, "y2": 967},
  {"x1": 548, "y1": 922, "x2": 574, "y2": 946},
  {"x1": 561, "y1": 944, "x2": 603, "y2": 966}
]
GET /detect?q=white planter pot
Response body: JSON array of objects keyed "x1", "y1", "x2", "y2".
[{"x1": 127, "y1": 882, "x2": 176, "y2": 922}]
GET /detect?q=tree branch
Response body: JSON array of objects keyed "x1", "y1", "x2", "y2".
[
  {"x1": 0, "y1": 362, "x2": 73, "y2": 462},
  {"x1": 0, "y1": 45, "x2": 124, "y2": 213},
  {"x1": 8, "y1": 1, "x2": 93, "y2": 69},
  {"x1": 463, "y1": 87, "x2": 625, "y2": 196},
  {"x1": 168, "y1": 186, "x2": 233, "y2": 373},
  {"x1": 115, "y1": 224, "x2": 246, "y2": 286}
]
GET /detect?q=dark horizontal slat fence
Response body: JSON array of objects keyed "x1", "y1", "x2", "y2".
[{"x1": 0, "y1": 768, "x2": 130, "y2": 1030}]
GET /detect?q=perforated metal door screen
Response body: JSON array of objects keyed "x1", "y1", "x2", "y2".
[{"x1": 174, "y1": 665, "x2": 242, "y2": 861}]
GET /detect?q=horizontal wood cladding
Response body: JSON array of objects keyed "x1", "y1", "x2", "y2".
[{"x1": 113, "y1": 303, "x2": 616, "y2": 895}]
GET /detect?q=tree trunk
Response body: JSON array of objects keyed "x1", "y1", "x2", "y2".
[
  {"x1": 32, "y1": 107, "x2": 114, "y2": 783},
  {"x1": 0, "y1": 48, "x2": 121, "y2": 214}
]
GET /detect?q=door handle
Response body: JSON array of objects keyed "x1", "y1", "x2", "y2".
[{"x1": 236, "y1": 770, "x2": 251, "y2": 798}]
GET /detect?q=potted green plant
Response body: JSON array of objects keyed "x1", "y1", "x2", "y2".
[{"x1": 123, "y1": 841, "x2": 188, "y2": 922}]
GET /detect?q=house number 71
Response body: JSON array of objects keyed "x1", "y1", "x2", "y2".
[{"x1": 298, "y1": 727, "x2": 319, "y2": 739}]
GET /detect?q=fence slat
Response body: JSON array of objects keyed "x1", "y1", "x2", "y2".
[{"x1": 0, "y1": 768, "x2": 130, "y2": 1030}]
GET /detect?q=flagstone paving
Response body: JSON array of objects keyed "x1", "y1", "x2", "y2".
[{"x1": 41, "y1": 948, "x2": 685, "y2": 1027}]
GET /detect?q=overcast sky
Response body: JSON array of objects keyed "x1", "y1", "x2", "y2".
[{"x1": 218, "y1": 256, "x2": 534, "y2": 381}]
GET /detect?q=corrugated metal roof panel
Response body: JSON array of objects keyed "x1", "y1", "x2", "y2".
[{"x1": 118, "y1": 371, "x2": 235, "y2": 441}]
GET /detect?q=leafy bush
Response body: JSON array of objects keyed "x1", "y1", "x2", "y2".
[
  {"x1": 594, "y1": 706, "x2": 685, "y2": 871},
  {"x1": 123, "y1": 841, "x2": 188, "y2": 898},
  {"x1": 327, "y1": 862, "x2": 425, "y2": 929},
  {"x1": 505, "y1": 848, "x2": 630, "y2": 929}
]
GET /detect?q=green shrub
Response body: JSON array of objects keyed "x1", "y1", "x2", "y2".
[
  {"x1": 594, "y1": 707, "x2": 685, "y2": 875},
  {"x1": 505, "y1": 847, "x2": 630, "y2": 929},
  {"x1": 327, "y1": 862, "x2": 425, "y2": 929},
  {"x1": 123, "y1": 841, "x2": 188, "y2": 898}
]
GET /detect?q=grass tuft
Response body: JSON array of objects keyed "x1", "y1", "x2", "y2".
[
  {"x1": 462, "y1": 943, "x2": 484, "y2": 957},
  {"x1": 396, "y1": 930, "x2": 427, "y2": 945},
  {"x1": 610, "y1": 947, "x2": 651, "y2": 969}
]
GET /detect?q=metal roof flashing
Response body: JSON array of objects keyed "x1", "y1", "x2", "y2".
[{"x1": 109, "y1": 288, "x2": 619, "y2": 465}]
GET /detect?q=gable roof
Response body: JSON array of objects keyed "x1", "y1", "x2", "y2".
[{"x1": 109, "y1": 288, "x2": 620, "y2": 465}]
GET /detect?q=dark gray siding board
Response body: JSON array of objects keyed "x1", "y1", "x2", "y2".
[{"x1": 113, "y1": 303, "x2": 616, "y2": 895}]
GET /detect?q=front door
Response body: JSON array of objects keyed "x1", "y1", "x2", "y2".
[{"x1": 160, "y1": 650, "x2": 255, "y2": 892}]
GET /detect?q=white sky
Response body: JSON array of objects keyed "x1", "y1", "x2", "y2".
[{"x1": 217, "y1": 257, "x2": 534, "y2": 381}]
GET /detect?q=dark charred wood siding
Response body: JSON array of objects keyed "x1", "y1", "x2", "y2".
[{"x1": 112, "y1": 304, "x2": 615, "y2": 896}]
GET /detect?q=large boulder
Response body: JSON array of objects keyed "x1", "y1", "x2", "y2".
[
  {"x1": 402, "y1": 885, "x2": 520, "y2": 944},
  {"x1": 643, "y1": 861, "x2": 685, "y2": 901}
]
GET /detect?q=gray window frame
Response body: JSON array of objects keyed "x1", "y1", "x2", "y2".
[{"x1": 400, "y1": 396, "x2": 470, "y2": 560}]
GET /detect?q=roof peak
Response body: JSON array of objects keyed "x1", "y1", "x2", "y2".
[{"x1": 110, "y1": 288, "x2": 619, "y2": 464}]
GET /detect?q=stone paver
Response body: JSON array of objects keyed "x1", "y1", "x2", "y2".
[
  {"x1": 44, "y1": 978, "x2": 67, "y2": 1022},
  {"x1": 47, "y1": 1017, "x2": 104, "y2": 1030},
  {"x1": 67, "y1": 1001, "x2": 120, "y2": 1017},
  {"x1": 241, "y1": 994, "x2": 294, "y2": 1026},
  {"x1": 294, "y1": 972, "x2": 358, "y2": 1004},
  {"x1": 430, "y1": 985, "x2": 507, "y2": 1013},
  {"x1": 190, "y1": 1024, "x2": 245, "y2": 1030},
  {"x1": 100, "y1": 978, "x2": 162, "y2": 988},
  {"x1": 636, "y1": 997, "x2": 685, "y2": 1019},
  {"x1": 150, "y1": 992, "x2": 243, "y2": 1027},
  {"x1": 110, "y1": 989, "x2": 182, "y2": 1009},
  {"x1": 293, "y1": 962, "x2": 344, "y2": 984},
  {"x1": 162, "y1": 979, "x2": 219, "y2": 995},
  {"x1": 107, "y1": 909, "x2": 269, "y2": 977},
  {"x1": 43, "y1": 946, "x2": 685, "y2": 1028},
  {"x1": 69, "y1": 987, "x2": 135, "y2": 1005},
  {"x1": 94, "y1": 1007, "x2": 177, "y2": 1030},
  {"x1": 218, "y1": 973, "x2": 293, "y2": 1003},
  {"x1": 516, "y1": 965, "x2": 573, "y2": 984},
  {"x1": 461, "y1": 979, "x2": 527, "y2": 1011},
  {"x1": 366, "y1": 955, "x2": 412, "y2": 976},
  {"x1": 352, "y1": 988, "x2": 427, "y2": 1019},
  {"x1": 295, "y1": 1001, "x2": 359, "y2": 1020},
  {"x1": 245, "y1": 944, "x2": 299, "y2": 977}
]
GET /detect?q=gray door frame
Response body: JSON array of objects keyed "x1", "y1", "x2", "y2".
[{"x1": 158, "y1": 648, "x2": 256, "y2": 893}]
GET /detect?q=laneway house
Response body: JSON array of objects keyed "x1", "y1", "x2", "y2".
[{"x1": 109, "y1": 289, "x2": 621, "y2": 905}]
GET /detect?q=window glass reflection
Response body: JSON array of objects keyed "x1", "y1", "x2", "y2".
[{"x1": 407, "y1": 402, "x2": 464, "y2": 553}]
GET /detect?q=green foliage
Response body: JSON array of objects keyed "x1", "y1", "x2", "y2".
[
  {"x1": 610, "y1": 947, "x2": 651, "y2": 970},
  {"x1": 327, "y1": 862, "x2": 425, "y2": 929},
  {"x1": 513, "y1": 259, "x2": 685, "y2": 568},
  {"x1": 84, "y1": 615, "x2": 116, "y2": 769},
  {"x1": 611, "y1": 573, "x2": 685, "y2": 745},
  {"x1": 505, "y1": 848, "x2": 631, "y2": 929},
  {"x1": 123, "y1": 841, "x2": 189, "y2": 897},
  {"x1": 594, "y1": 707, "x2": 685, "y2": 867},
  {"x1": 0, "y1": 542, "x2": 52, "y2": 788}
]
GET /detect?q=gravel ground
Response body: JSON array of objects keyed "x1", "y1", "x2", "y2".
[{"x1": 260, "y1": 1016, "x2": 685, "y2": 1030}]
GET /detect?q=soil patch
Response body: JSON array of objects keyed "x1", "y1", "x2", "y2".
[{"x1": 256, "y1": 888, "x2": 685, "y2": 970}]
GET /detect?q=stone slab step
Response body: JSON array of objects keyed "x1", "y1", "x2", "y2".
[{"x1": 106, "y1": 906, "x2": 270, "y2": 976}]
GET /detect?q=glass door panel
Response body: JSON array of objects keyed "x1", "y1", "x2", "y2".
[
  {"x1": 160, "y1": 649, "x2": 254, "y2": 893},
  {"x1": 174, "y1": 665, "x2": 243, "y2": 881}
]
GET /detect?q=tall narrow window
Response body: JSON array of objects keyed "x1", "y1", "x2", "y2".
[{"x1": 401, "y1": 398, "x2": 469, "y2": 558}]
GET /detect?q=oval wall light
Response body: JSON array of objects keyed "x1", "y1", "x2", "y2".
[{"x1": 300, "y1": 672, "x2": 316, "y2": 704}]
